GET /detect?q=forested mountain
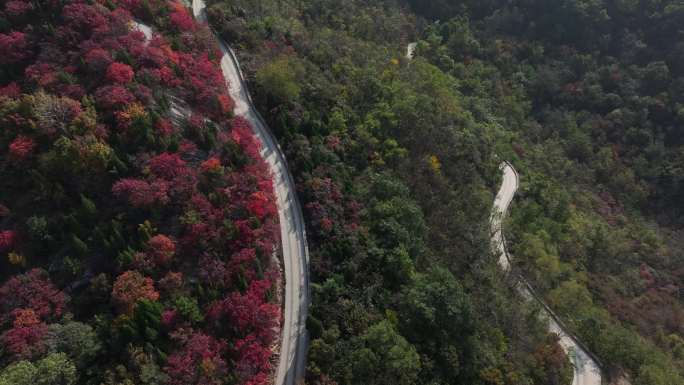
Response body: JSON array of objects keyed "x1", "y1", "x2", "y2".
[
  {"x1": 204, "y1": 0, "x2": 574, "y2": 385},
  {"x1": 0, "y1": 1, "x2": 281, "y2": 384},
  {"x1": 407, "y1": 1, "x2": 684, "y2": 383},
  {"x1": 2, "y1": 0, "x2": 683, "y2": 385},
  {"x1": 204, "y1": 0, "x2": 684, "y2": 384}
]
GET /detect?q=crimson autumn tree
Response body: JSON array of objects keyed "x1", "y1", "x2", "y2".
[
  {"x1": 111, "y1": 271, "x2": 159, "y2": 314},
  {"x1": 8, "y1": 136, "x2": 35, "y2": 161},
  {"x1": 147, "y1": 234, "x2": 176, "y2": 266},
  {"x1": 0, "y1": 31, "x2": 30, "y2": 64},
  {"x1": 106, "y1": 62, "x2": 135, "y2": 84},
  {"x1": 0, "y1": 230, "x2": 17, "y2": 253},
  {"x1": 0, "y1": 309, "x2": 48, "y2": 360},
  {"x1": 0, "y1": 269, "x2": 67, "y2": 324},
  {"x1": 208, "y1": 278, "x2": 280, "y2": 341},
  {"x1": 112, "y1": 178, "x2": 170, "y2": 208},
  {"x1": 168, "y1": 2, "x2": 196, "y2": 32},
  {"x1": 164, "y1": 332, "x2": 228, "y2": 385}
]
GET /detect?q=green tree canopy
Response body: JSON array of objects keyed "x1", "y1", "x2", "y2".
[{"x1": 348, "y1": 320, "x2": 421, "y2": 385}]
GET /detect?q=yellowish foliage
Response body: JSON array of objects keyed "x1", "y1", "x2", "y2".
[
  {"x1": 429, "y1": 154, "x2": 441, "y2": 173},
  {"x1": 8, "y1": 252, "x2": 24, "y2": 265}
]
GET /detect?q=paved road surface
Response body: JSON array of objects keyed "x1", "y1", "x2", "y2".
[
  {"x1": 192, "y1": 3, "x2": 310, "y2": 384},
  {"x1": 490, "y1": 163, "x2": 518, "y2": 271},
  {"x1": 131, "y1": 21, "x2": 152, "y2": 42},
  {"x1": 491, "y1": 162, "x2": 602, "y2": 385},
  {"x1": 406, "y1": 42, "x2": 417, "y2": 59}
]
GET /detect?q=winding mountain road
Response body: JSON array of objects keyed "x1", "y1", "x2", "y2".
[
  {"x1": 192, "y1": 2, "x2": 310, "y2": 384},
  {"x1": 490, "y1": 163, "x2": 518, "y2": 272},
  {"x1": 491, "y1": 162, "x2": 603, "y2": 385}
]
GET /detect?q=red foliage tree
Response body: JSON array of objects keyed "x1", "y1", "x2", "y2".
[
  {"x1": 0, "y1": 31, "x2": 30, "y2": 64},
  {"x1": 247, "y1": 191, "x2": 275, "y2": 219},
  {"x1": 320, "y1": 217, "x2": 333, "y2": 232},
  {"x1": 0, "y1": 269, "x2": 67, "y2": 324},
  {"x1": 169, "y1": 3, "x2": 196, "y2": 32},
  {"x1": 168, "y1": 167, "x2": 199, "y2": 199},
  {"x1": 5, "y1": 1, "x2": 34, "y2": 17},
  {"x1": 231, "y1": 117, "x2": 262, "y2": 160},
  {"x1": 8, "y1": 136, "x2": 36, "y2": 161},
  {"x1": 106, "y1": 62, "x2": 135, "y2": 84},
  {"x1": 233, "y1": 333, "x2": 272, "y2": 385},
  {"x1": 24, "y1": 62, "x2": 57, "y2": 88},
  {"x1": 0, "y1": 308, "x2": 47, "y2": 360},
  {"x1": 161, "y1": 309, "x2": 179, "y2": 330},
  {"x1": 112, "y1": 178, "x2": 170, "y2": 208},
  {"x1": 243, "y1": 373, "x2": 269, "y2": 385},
  {"x1": 175, "y1": 54, "x2": 229, "y2": 120},
  {"x1": 85, "y1": 48, "x2": 113, "y2": 71},
  {"x1": 178, "y1": 140, "x2": 198, "y2": 157},
  {"x1": 226, "y1": 248, "x2": 258, "y2": 283},
  {"x1": 110, "y1": 0, "x2": 143, "y2": 9},
  {"x1": 111, "y1": 270, "x2": 159, "y2": 314},
  {"x1": 148, "y1": 234, "x2": 176, "y2": 265},
  {"x1": 149, "y1": 152, "x2": 187, "y2": 180},
  {"x1": 217, "y1": 94, "x2": 234, "y2": 115},
  {"x1": 0, "y1": 230, "x2": 17, "y2": 252},
  {"x1": 111, "y1": 0, "x2": 166, "y2": 18},
  {"x1": 164, "y1": 332, "x2": 228, "y2": 385},
  {"x1": 0, "y1": 82, "x2": 21, "y2": 99},
  {"x1": 207, "y1": 279, "x2": 279, "y2": 344},
  {"x1": 198, "y1": 256, "x2": 230, "y2": 289},
  {"x1": 533, "y1": 334, "x2": 571, "y2": 383},
  {"x1": 94, "y1": 85, "x2": 135, "y2": 109},
  {"x1": 61, "y1": 3, "x2": 107, "y2": 35}
]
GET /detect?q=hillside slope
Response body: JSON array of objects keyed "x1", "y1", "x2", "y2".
[
  {"x1": 0, "y1": 1, "x2": 282, "y2": 384},
  {"x1": 408, "y1": 1, "x2": 684, "y2": 383}
]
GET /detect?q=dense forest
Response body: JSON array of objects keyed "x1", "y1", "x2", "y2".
[
  {"x1": 2, "y1": 0, "x2": 683, "y2": 385},
  {"x1": 205, "y1": 0, "x2": 577, "y2": 385},
  {"x1": 0, "y1": 1, "x2": 282, "y2": 384},
  {"x1": 407, "y1": 1, "x2": 684, "y2": 383},
  {"x1": 203, "y1": 0, "x2": 684, "y2": 384}
]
